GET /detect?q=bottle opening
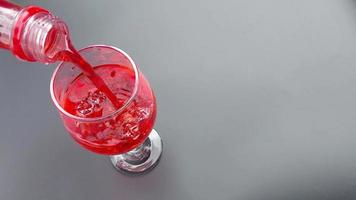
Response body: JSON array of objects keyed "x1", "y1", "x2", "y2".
[{"x1": 20, "y1": 11, "x2": 69, "y2": 63}]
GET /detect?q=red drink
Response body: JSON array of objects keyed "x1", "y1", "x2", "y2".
[
  {"x1": 58, "y1": 50, "x2": 122, "y2": 109},
  {"x1": 61, "y1": 64, "x2": 156, "y2": 154},
  {"x1": 39, "y1": 16, "x2": 157, "y2": 156},
  {"x1": 49, "y1": 41, "x2": 123, "y2": 109},
  {"x1": 51, "y1": 45, "x2": 157, "y2": 155}
]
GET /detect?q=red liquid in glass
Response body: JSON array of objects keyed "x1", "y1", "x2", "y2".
[
  {"x1": 44, "y1": 30, "x2": 156, "y2": 155},
  {"x1": 50, "y1": 39, "x2": 122, "y2": 109},
  {"x1": 61, "y1": 64, "x2": 156, "y2": 155}
]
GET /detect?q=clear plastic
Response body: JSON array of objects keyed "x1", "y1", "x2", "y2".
[
  {"x1": 20, "y1": 12, "x2": 69, "y2": 63},
  {"x1": 0, "y1": 0, "x2": 22, "y2": 49},
  {"x1": 0, "y1": 0, "x2": 69, "y2": 63}
]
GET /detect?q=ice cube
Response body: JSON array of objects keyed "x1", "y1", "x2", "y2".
[
  {"x1": 88, "y1": 90, "x2": 106, "y2": 105},
  {"x1": 76, "y1": 100, "x2": 94, "y2": 116}
]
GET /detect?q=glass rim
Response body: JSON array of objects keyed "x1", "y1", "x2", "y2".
[{"x1": 50, "y1": 44, "x2": 140, "y2": 122}]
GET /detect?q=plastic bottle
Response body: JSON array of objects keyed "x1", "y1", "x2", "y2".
[{"x1": 0, "y1": 0, "x2": 70, "y2": 63}]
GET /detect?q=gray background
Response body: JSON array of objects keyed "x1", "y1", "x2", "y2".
[{"x1": 1, "y1": 0, "x2": 356, "y2": 199}]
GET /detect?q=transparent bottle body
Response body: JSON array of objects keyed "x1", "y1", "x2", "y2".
[{"x1": 0, "y1": 0, "x2": 22, "y2": 49}]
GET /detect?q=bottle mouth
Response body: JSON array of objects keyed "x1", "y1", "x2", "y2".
[
  {"x1": 50, "y1": 45, "x2": 140, "y2": 122},
  {"x1": 20, "y1": 11, "x2": 69, "y2": 63}
]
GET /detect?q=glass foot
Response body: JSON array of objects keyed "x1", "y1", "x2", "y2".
[{"x1": 110, "y1": 129, "x2": 163, "y2": 175}]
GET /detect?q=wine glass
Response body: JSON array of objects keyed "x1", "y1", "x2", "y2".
[{"x1": 50, "y1": 45, "x2": 162, "y2": 175}]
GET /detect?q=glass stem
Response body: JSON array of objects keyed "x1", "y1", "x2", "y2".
[
  {"x1": 121, "y1": 138, "x2": 151, "y2": 165},
  {"x1": 110, "y1": 129, "x2": 162, "y2": 175}
]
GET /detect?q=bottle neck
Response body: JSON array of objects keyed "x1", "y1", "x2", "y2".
[
  {"x1": 0, "y1": 1, "x2": 70, "y2": 64},
  {"x1": 20, "y1": 11, "x2": 69, "y2": 63}
]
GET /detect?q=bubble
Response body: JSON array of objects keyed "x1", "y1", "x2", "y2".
[
  {"x1": 86, "y1": 136, "x2": 97, "y2": 142},
  {"x1": 96, "y1": 130, "x2": 110, "y2": 140},
  {"x1": 107, "y1": 138, "x2": 121, "y2": 145},
  {"x1": 110, "y1": 70, "x2": 116, "y2": 77},
  {"x1": 137, "y1": 107, "x2": 150, "y2": 120},
  {"x1": 105, "y1": 120, "x2": 116, "y2": 129},
  {"x1": 129, "y1": 124, "x2": 139, "y2": 133}
]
